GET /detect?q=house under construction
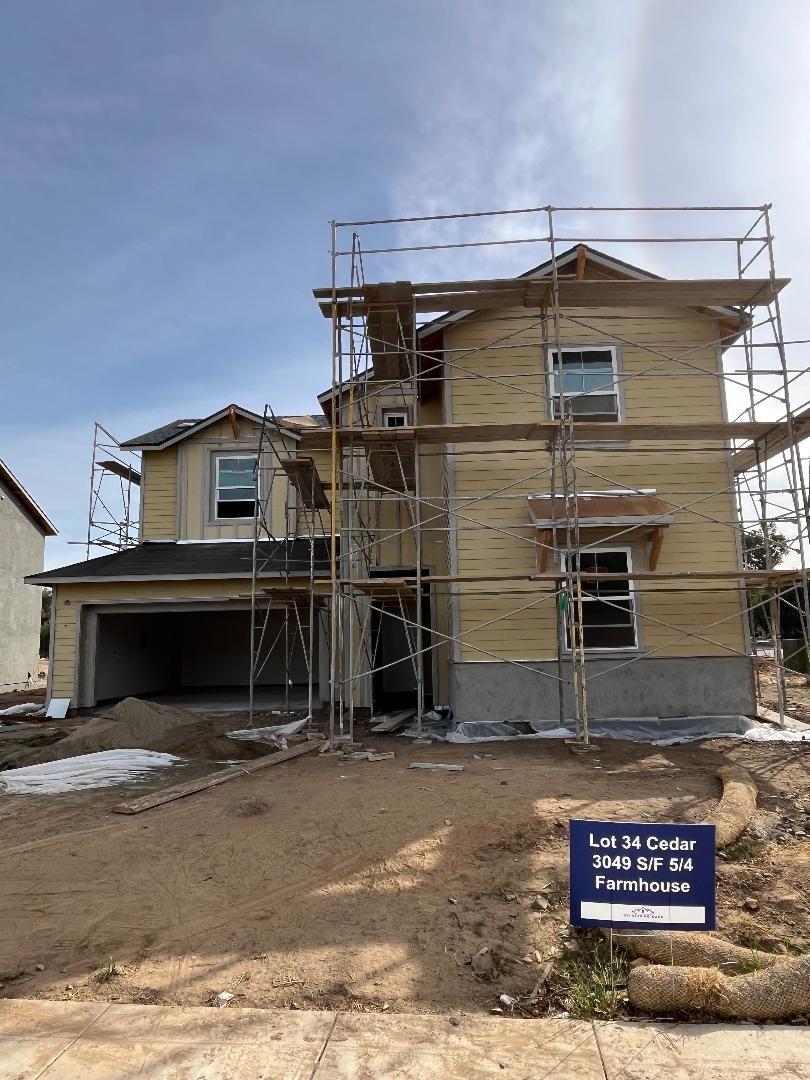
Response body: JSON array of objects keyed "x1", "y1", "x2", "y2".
[
  {"x1": 29, "y1": 204, "x2": 810, "y2": 743},
  {"x1": 297, "y1": 202, "x2": 809, "y2": 742}
]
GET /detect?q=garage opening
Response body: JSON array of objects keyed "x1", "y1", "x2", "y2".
[{"x1": 89, "y1": 607, "x2": 314, "y2": 709}]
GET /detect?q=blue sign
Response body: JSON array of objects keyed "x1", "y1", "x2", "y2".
[{"x1": 569, "y1": 819, "x2": 716, "y2": 931}]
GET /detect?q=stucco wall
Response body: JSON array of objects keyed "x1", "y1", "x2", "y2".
[
  {"x1": 0, "y1": 478, "x2": 46, "y2": 692},
  {"x1": 449, "y1": 656, "x2": 757, "y2": 721}
]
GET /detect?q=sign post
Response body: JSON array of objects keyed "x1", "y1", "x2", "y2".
[{"x1": 569, "y1": 820, "x2": 716, "y2": 931}]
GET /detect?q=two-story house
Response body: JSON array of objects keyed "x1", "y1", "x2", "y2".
[
  {"x1": 30, "y1": 245, "x2": 780, "y2": 725},
  {"x1": 26, "y1": 406, "x2": 331, "y2": 712},
  {"x1": 302, "y1": 244, "x2": 774, "y2": 726}
]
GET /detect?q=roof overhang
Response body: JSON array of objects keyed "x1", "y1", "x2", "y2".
[{"x1": 0, "y1": 457, "x2": 57, "y2": 536}]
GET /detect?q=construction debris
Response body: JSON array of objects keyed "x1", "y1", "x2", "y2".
[
  {"x1": 342, "y1": 751, "x2": 395, "y2": 762},
  {"x1": 407, "y1": 763, "x2": 464, "y2": 772},
  {"x1": 370, "y1": 710, "x2": 416, "y2": 734}
]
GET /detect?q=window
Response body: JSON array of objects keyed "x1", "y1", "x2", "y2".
[
  {"x1": 214, "y1": 455, "x2": 257, "y2": 520},
  {"x1": 563, "y1": 548, "x2": 637, "y2": 650},
  {"x1": 550, "y1": 347, "x2": 619, "y2": 420},
  {"x1": 382, "y1": 408, "x2": 408, "y2": 428}
]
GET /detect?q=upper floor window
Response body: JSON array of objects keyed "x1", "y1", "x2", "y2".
[
  {"x1": 214, "y1": 454, "x2": 257, "y2": 520},
  {"x1": 382, "y1": 408, "x2": 408, "y2": 428},
  {"x1": 563, "y1": 547, "x2": 637, "y2": 651},
  {"x1": 550, "y1": 347, "x2": 619, "y2": 421}
]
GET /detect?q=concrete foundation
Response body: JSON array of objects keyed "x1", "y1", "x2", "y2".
[{"x1": 448, "y1": 656, "x2": 757, "y2": 722}]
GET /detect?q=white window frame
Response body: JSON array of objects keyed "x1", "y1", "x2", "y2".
[
  {"x1": 382, "y1": 408, "x2": 409, "y2": 428},
  {"x1": 547, "y1": 345, "x2": 621, "y2": 421},
  {"x1": 212, "y1": 453, "x2": 258, "y2": 522},
  {"x1": 561, "y1": 544, "x2": 638, "y2": 653}
]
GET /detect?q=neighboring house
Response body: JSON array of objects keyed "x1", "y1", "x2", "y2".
[
  {"x1": 26, "y1": 406, "x2": 330, "y2": 711},
  {"x1": 0, "y1": 458, "x2": 57, "y2": 693}
]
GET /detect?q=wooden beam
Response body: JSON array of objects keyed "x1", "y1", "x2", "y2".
[
  {"x1": 648, "y1": 527, "x2": 665, "y2": 571},
  {"x1": 228, "y1": 404, "x2": 240, "y2": 440},
  {"x1": 575, "y1": 245, "x2": 587, "y2": 280},
  {"x1": 300, "y1": 419, "x2": 788, "y2": 451},
  {"x1": 536, "y1": 529, "x2": 552, "y2": 573},
  {"x1": 731, "y1": 404, "x2": 810, "y2": 474},
  {"x1": 319, "y1": 568, "x2": 805, "y2": 588},
  {"x1": 280, "y1": 457, "x2": 330, "y2": 509},
  {"x1": 110, "y1": 741, "x2": 320, "y2": 815},
  {"x1": 316, "y1": 277, "x2": 788, "y2": 317}
]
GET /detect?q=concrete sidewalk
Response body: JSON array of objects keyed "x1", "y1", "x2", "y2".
[{"x1": 0, "y1": 998, "x2": 808, "y2": 1078}]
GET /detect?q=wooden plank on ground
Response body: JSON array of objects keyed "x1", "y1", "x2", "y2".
[
  {"x1": 110, "y1": 740, "x2": 320, "y2": 815},
  {"x1": 370, "y1": 710, "x2": 416, "y2": 733}
]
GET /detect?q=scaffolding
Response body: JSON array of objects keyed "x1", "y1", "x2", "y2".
[
  {"x1": 84, "y1": 422, "x2": 141, "y2": 558},
  {"x1": 248, "y1": 406, "x2": 331, "y2": 726},
  {"x1": 300, "y1": 204, "x2": 810, "y2": 745}
]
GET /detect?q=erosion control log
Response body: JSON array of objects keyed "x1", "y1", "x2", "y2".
[
  {"x1": 628, "y1": 954, "x2": 810, "y2": 1020},
  {"x1": 706, "y1": 764, "x2": 758, "y2": 849},
  {"x1": 609, "y1": 931, "x2": 785, "y2": 973}
]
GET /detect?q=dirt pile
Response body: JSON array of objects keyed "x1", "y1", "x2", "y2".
[{"x1": 23, "y1": 698, "x2": 268, "y2": 765}]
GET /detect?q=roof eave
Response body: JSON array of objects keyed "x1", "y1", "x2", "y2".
[{"x1": 121, "y1": 405, "x2": 301, "y2": 450}]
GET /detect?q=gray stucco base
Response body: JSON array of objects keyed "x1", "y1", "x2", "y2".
[{"x1": 448, "y1": 657, "x2": 757, "y2": 722}]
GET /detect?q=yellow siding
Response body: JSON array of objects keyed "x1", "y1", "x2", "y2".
[
  {"x1": 138, "y1": 417, "x2": 332, "y2": 544},
  {"x1": 140, "y1": 448, "x2": 178, "y2": 540},
  {"x1": 445, "y1": 302, "x2": 746, "y2": 662}
]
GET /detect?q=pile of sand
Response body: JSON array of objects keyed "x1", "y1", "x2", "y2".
[{"x1": 23, "y1": 698, "x2": 267, "y2": 765}]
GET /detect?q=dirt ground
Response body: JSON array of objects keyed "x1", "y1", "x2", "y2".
[
  {"x1": 0, "y1": 731, "x2": 808, "y2": 1017},
  {"x1": 758, "y1": 657, "x2": 810, "y2": 724}
]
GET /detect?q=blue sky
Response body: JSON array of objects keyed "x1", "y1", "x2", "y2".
[{"x1": 2, "y1": 1, "x2": 809, "y2": 567}]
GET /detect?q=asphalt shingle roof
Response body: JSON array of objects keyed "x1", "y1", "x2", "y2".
[
  {"x1": 119, "y1": 419, "x2": 201, "y2": 448},
  {"x1": 26, "y1": 539, "x2": 330, "y2": 584}
]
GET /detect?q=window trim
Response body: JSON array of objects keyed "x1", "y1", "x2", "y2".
[
  {"x1": 382, "y1": 407, "x2": 409, "y2": 428},
  {"x1": 547, "y1": 345, "x2": 622, "y2": 422},
  {"x1": 561, "y1": 544, "x2": 639, "y2": 653},
  {"x1": 212, "y1": 452, "x2": 259, "y2": 523}
]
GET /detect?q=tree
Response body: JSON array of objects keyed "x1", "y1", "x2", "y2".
[{"x1": 742, "y1": 525, "x2": 791, "y2": 571}]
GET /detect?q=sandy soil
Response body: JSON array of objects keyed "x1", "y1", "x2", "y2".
[{"x1": 0, "y1": 731, "x2": 807, "y2": 1017}]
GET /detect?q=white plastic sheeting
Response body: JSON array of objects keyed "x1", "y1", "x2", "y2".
[
  {"x1": 0, "y1": 749, "x2": 184, "y2": 794},
  {"x1": 227, "y1": 718, "x2": 309, "y2": 746},
  {"x1": 428, "y1": 715, "x2": 809, "y2": 745},
  {"x1": 0, "y1": 703, "x2": 46, "y2": 717}
]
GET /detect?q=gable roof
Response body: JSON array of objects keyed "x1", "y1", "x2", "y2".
[
  {"x1": 417, "y1": 244, "x2": 744, "y2": 341},
  {"x1": 0, "y1": 457, "x2": 57, "y2": 536},
  {"x1": 120, "y1": 404, "x2": 301, "y2": 450}
]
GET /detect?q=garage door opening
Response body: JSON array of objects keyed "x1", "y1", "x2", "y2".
[{"x1": 88, "y1": 607, "x2": 315, "y2": 710}]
